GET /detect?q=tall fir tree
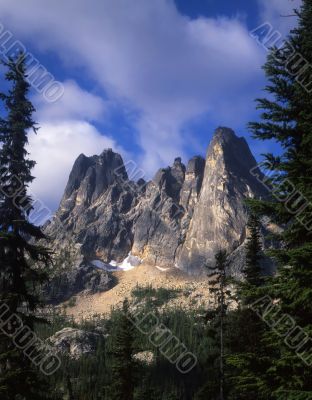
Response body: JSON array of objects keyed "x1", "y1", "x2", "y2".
[
  {"x1": 206, "y1": 249, "x2": 231, "y2": 400},
  {"x1": 244, "y1": 213, "x2": 263, "y2": 290},
  {"x1": 235, "y1": 212, "x2": 265, "y2": 306},
  {"x1": 248, "y1": 0, "x2": 312, "y2": 397},
  {"x1": 0, "y1": 54, "x2": 51, "y2": 399},
  {"x1": 109, "y1": 298, "x2": 135, "y2": 400},
  {"x1": 227, "y1": 212, "x2": 271, "y2": 400}
]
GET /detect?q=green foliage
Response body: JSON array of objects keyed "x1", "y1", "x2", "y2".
[
  {"x1": 246, "y1": 0, "x2": 312, "y2": 397},
  {"x1": 38, "y1": 298, "x2": 219, "y2": 399},
  {"x1": 131, "y1": 285, "x2": 181, "y2": 307},
  {"x1": 225, "y1": 211, "x2": 271, "y2": 399},
  {"x1": 0, "y1": 54, "x2": 51, "y2": 399},
  {"x1": 108, "y1": 299, "x2": 135, "y2": 400},
  {"x1": 244, "y1": 213, "x2": 264, "y2": 288},
  {"x1": 204, "y1": 250, "x2": 232, "y2": 400}
]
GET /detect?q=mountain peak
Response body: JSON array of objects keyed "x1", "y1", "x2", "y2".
[
  {"x1": 47, "y1": 126, "x2": 267, "y2": 279},
  {"x1": 173, "y1": 156, "x2": 182, "y2": 165},
  {"x1": 177, "y1": 127, "x2": 267, "y2": 274},
  {"x1": 207, "y1": 127, "x2": 244, "y2": 158},
  {"x1": 100, "y1": 148, "x2": 114, "y2": 156},
  {"x1": 213, "y1": 126, "x2": 238, "y2": 144}
]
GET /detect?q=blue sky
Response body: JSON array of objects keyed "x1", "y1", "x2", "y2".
[{"x1": 0, "y1": 0, "x2": 301, "y2": 211}]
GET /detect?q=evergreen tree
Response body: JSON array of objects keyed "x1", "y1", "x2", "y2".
[
  {"x1": 233, "y1": 212, "x2": 264, "y2": 311},
  {"x1": 248, "y1": 1, "x2": 312, "y2": 397},
  {"x1": 135, "y1": 384, "x2": 155, "y2": 400},
  {"x1": 0, "y1": 54, "x2": 51, "y2": 399},
  {"x1": 65, "y1": 374, "x2": 74, "y2": 400},
  {"x1": 109, "y1": 298, "x2": 135, "y2": 400},
  {"x1": 244, "y1": 213, "x2": 263, "y2": 290},
  {"x1": 226, "y1": 213, "x2": 270, "y2": 400},
  {"x1": 206, "y1": 249, "x2": 231, "y2": 400}
]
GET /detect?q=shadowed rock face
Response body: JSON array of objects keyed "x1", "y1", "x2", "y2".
[
  {"x1": 45, "y1": 127, "x2": 266, "y2": 280},
  {"x1": 46, "y1": 148, "x2": 136, "y2": 263}
]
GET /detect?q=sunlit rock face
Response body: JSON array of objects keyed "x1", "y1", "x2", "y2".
[
  {"x1": 45, "y1": 127, "x2": 266, "y2": 280},
  {"x1": 48, "y1": 328, "x2": 103, "y2": 359},
  {"x1": 176, "y1": 127, "x2": 266, "y2": 275}
]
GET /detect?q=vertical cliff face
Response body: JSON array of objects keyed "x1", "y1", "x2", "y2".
[
  {"x1": 176, "y1": 127, "x2": 266, "y2": 274},
  {"x1": 45, "y1": 127, "x2": 266, "y2": 277},
  {"x1": 180, "y1": 156, "x2": 205, "y2": 214},
  {"x1": 45, "y1": 148, "x2": 137, "y2": 264},
  {"x1": 129, "y1": 156, "x2": 204, "y2": 266}
]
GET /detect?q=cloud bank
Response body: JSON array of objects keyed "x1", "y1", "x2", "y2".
[{"x1": 0, "y1": 0, "x2": 299, "y2": 212}]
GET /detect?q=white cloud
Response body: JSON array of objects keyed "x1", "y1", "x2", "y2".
[
  {"x1": 34, "y1": 80, "x2": 107, "y2": 122},
  {"x1": 258, "y1": 0, "x2": 302, "y2": 35},
  {"x1": 27, "y1": 80, "x2": 125, "y2": 212},
  {"x1": 0, "y1": 0, "x2": 265, "y2": 175},
  {"x1": 28, "y1": 120, "x2": 123, "y2": 212}
]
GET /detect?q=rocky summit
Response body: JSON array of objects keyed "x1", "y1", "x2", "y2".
[{"x1": 44, "y1": 127, "x2": 267, "y2": 290}]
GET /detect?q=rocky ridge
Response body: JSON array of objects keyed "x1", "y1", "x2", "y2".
[{"x1": 44, "y1": 127, "x2": 268, "y2": 297}]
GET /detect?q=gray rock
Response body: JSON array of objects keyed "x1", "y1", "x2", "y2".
[
  {"x1": 44, "y1": 256, "x2": 114, "y2": 304},
  {"x1": 45, "y1": 127, "x2": 268, "y2": 292},
  {"x1": 133, "y1": 351, "x2": 155, "y2": 365},
  {"x1": 176, "y1": 127, "x2": 267, "y2": 275},
  {"x1": 180, "y1": 155, "x2": 205, "y2": 214},
  {"x1": 49, "y1": 328, "x2": 102, "y2": 359}
]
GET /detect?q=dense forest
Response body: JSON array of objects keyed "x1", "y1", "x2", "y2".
[{"x1": 1, "y1": 0, "x2": 312, "y2": 399}]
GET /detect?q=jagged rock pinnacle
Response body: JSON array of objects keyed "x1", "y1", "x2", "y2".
[{"x1": 45, "y1": 128, "x2": 267, "y2": 279}]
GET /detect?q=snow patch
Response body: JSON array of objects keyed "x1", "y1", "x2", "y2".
[
  {"x1": 90, "y1": 260, "x2": 115, "y2": 271},
  {"x1": 110, "y1": 253, "x2": 142, "y2": 271},
  {"x1": 91, "y1": 253, "x2": 142, "y2": 272},
  {"x1": 155, "y1": 265, "x2": 170, "y2": 272}
]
